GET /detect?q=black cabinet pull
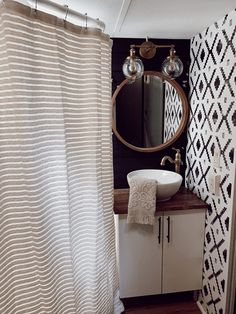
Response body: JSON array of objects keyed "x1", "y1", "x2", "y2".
[
  {"x1": 158, "y1": 217, "x2": 161, "y2": 244},
  {"x1": 167, "y1": 216, "x2": 170, "y2": 243}
]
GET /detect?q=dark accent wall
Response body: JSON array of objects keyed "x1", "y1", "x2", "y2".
[{"x1": 112, "y1": 38, "x2": 191, "y2": 188}]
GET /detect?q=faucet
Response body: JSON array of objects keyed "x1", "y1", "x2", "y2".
[{"x1": 160, "y1": 148, "x2": 183, "y2": 174}]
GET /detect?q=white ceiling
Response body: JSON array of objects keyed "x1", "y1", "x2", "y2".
[{"x1": 24, "y1": 0, "x2": 236, "y2": 39}]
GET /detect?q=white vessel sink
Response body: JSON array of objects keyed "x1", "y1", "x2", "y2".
[{"x1": 127, "y1": 169, "x2": 183, "y2": 201}]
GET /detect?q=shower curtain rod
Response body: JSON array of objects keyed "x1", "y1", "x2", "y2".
[{"x1": 1, "y1": 0, "x2": 106, "y2": 31}]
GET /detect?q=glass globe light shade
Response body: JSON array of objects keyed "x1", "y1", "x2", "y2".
[
  {"x1": 122, "y1": 48, "x2": 144, "y2": 80},
  {"x1": 162, "y1": 54, "x2": 183, "y2": 79}
]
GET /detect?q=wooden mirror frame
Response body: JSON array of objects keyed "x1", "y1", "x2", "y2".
[{"x1": 112, "y1": 71, "x2": 189, "y2": 153}]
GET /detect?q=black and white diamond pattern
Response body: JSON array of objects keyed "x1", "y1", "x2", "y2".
[
  {"x1": 163, "y1": 81, "x2": 182, "y2": 141},
  {"x1": 186, "y1": 9, "x2": 236, "y2": 314}
]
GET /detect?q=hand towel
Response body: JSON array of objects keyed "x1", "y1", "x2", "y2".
[{"x1": 127, "y1": 176, "x2": 157, "y2": 225}]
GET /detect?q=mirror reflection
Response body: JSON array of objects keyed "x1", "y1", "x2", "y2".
[{"x1": 113, "y1": 72, "x2": 187, "y2": 151}]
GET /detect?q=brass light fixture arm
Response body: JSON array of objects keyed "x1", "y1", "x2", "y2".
[
  {"x1": 130, "y1": 44, "x2": 174, "y2": 49},
  {"x1": 130, "y1": 42, "x2": 175, "y2": 59}
]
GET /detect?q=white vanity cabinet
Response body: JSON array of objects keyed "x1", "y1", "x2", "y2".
[
  {"x1": 116, "y1": 209, "x2": 206, "y2": 298},
  {"x1": 162, "y1": 210, "x2": 205, "y2": 294},
  {"x1": 117, "y1": 213, "x2": 163, "y2": 298}
]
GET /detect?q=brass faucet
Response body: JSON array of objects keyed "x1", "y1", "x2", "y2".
[{"x1": 160, "y1": 148, "x2": 183, "y2": 174}]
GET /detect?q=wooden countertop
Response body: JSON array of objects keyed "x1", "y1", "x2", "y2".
[{"x1": 114, "y1": 187, "x2": 209, "y2": 215}]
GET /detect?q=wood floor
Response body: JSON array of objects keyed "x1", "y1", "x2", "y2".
[{"x1": 122, "y1": 292, "x2": 201, "y2": 314}]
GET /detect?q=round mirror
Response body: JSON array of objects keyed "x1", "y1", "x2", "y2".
[{"x1": 112, "y1": 71, "x2": 189, "y2": 152}]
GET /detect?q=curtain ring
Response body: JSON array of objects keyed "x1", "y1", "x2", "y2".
[
  {"x1": 34, "y1": 0, "x2": 38, "y2": 12},
  {"x1": 64, "y1": 5, "x2": 69, "y2": 22},
  {"x1": 97, "y1": 18, "x2": 104, "y2": 32},
  {"x1": 85, "y1": 13, "x2": 88, "y2": 29}
]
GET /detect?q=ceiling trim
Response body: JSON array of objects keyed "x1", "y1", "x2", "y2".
[{"x1": 112, "y1": 0, "x2": 132, "y2": 36}]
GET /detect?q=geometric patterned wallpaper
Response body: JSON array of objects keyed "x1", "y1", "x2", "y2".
[
  {"x1": 163, "y1": 81, "x2": 183, "y2": 142},
  {"x1": 185, "y1": 9, "x2": 236, "y2": 314}
]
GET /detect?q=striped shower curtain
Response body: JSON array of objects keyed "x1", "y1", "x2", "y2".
[{"x1": 0, "y1": 1, "x2": 123, "y2": 313}]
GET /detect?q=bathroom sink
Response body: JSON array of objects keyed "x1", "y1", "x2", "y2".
[{"x1": 127, "y1": 169, "x2": 183, "y2": 201}]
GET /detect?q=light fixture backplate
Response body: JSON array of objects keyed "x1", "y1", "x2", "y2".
[{"x1": 139, "y1": 41, "x2": 156, "y2": 59}]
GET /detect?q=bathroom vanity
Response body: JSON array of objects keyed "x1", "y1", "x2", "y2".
[{"x1": 114, "y1": 188, "x2": 208, "y2": 298}]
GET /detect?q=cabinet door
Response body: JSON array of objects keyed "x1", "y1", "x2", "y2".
[
  {"x1": 162, "y1": 209, "x2": 205, "y2": 293},
  {"x1": 118, "y1": 214, "x2": 162, "y2": 298}
]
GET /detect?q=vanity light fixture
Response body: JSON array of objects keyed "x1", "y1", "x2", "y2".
[
  {"x1": 122, "y1": 40, "x2": 183, "y2": 81},
  {"x1": 162, "y1": 46, "x2": 184, "y2": 79},
  {"x1": 122, "y1": 46, "x2": 144, "y2": 82}
]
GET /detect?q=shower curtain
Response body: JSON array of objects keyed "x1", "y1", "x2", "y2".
[{"x1": 0, "y1": 1, "x2": 123, "y2": 313}]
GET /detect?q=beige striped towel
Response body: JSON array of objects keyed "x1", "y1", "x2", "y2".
[{"x1": 127, "y1": 176, "x2": 157, "y2": 225}]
